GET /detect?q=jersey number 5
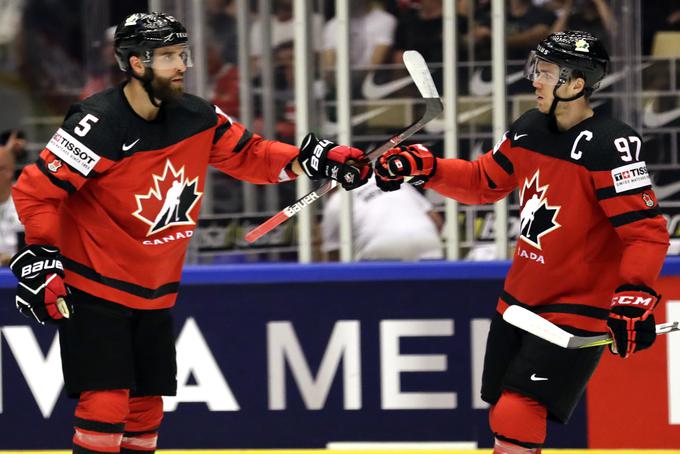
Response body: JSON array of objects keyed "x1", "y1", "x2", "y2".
[
  {"x1": 614, "y1": 136, "x2": 641, "y2": 162},
  {"x1": 74, "y1": 114, "x2": 99, "y2": 137}
]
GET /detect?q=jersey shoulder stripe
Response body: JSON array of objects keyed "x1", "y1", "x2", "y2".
[{"x1": 54, "y1": 85, "x2": 220, "y2": 163}]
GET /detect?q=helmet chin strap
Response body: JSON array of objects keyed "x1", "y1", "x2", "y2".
[
  {"x1": 131, "y1": 67, "x2": 162, "y2": 108},
  {"x1": 547, "y1": 83, "x2": 585, "y2": 130}
]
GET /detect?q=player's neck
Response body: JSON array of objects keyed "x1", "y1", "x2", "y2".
[
  {"x1": 555, "y1": 103, "x2": 594, "y2": 131},
  {"x1": 123, "y1": 80, "x2": 161, "y2": 121}
]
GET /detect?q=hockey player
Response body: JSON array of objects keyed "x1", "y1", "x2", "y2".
[
  {"x1": 9, "y1": 12, "x2": 371, "y2": 454},
  {"x1": 375, "y1": 31, "x2": 669, "y2": 453}
]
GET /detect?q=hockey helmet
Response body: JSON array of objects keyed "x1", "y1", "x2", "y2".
[
  {"x1": 524, "y1": 31, "x2": 609, "y2": 92},
  {"x1": 114, "y1": 12, "x2": 192, "y2": 72}
]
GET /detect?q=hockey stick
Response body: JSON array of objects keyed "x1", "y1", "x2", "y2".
[
  {"x1": 244, "y1": 50, "x2": 444, "y2": 244},
  {"x1": 503, "y1": 304, "x2": 680, "y2": 349}
]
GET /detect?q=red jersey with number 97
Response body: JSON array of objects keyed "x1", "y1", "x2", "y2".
[{"x1": 427, "y1": 109, "x2": 669, "y2": 333}]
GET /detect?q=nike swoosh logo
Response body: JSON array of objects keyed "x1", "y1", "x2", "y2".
[
  {"x1": 469, "y1": 69, "x2": 525, "y2": 97},
  {"x1": 643, "y1": 100, "x2": 680, "y2": 128},
  {"x1": 122, "y1": 138, "x2": 141, "y2": 151},
  {"x1": 323, "y1": 107, "x2": 390, "y2": 135},
  {"x1": 362, "y1": 71, "x2": 415, "y2": 100},
  {"x1": 514, "y1": 133, "x2": 528, "y2": 141},
  {"x1": 597, "y1": 63, "x2": 652, "y2": 90},
  {"x1": 530, "y1": 374, "x2": 548, "y2": 381},
  {"x1": 424, "y1": 104, "x2": 493, "y2": 133}
]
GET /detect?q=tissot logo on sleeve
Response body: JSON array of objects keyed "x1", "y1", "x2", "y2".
[
  {"x1": 46, "y1": 128, "x2": 101, "y2": 176},
  {"x1": 611, "y1": 161, "x2": 651, "y2": 193}
]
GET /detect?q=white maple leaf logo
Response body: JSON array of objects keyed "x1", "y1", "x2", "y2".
[{"x1": 132, "y1": 159, "x2": 203, "y2": 237}]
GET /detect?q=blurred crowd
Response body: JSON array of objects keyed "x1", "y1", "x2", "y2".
[{"x1": 0, "y1": 0, "x2": 679, "y2": 261}]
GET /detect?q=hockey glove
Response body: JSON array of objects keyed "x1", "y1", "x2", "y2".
[
  {"x1": 375, "y1": 144, "x2": 437, "y2": 191},
  {"x1": 298, "y1": 133, "x2": 372, "y2": 190},
  {"x1": 9, "y1": 245, "x2": 71, "y2": 324},
  {"x1": 607, "y1": 285, "x2": 660, "y2": 358}
]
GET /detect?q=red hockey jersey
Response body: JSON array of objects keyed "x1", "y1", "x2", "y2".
[
  {"x1": 13, "y1": 84, "x2": 299, "y2": 309},
  {"x1": 427, "y1": 109, "x2": 669, "y2": 333}
]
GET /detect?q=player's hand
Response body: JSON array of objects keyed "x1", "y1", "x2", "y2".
[
  {"x1": 374, "y1": 148, "x2": 405, "y2": 191},
  {"x1": 607, "y1": 285, "x2": 660, "y2": 358},
  {"x1": 298, "y1": 133, "x2": 372, "y2": 190},
  {"x1": 375, "y1": 144, "x2": 437, "y2": 191},
  {"x1": 9, "y1": 245, "x2": 72, "y2": 324}
]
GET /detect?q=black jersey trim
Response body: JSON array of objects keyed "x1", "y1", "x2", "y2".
[
  {"x1": 596, "y1": 185, "x2": 653, "y2": 200},
  {"x1": 233, "y1": 129, "x2": 254, "y2": 153},
  {"x1": 212, "y1": 120, "x2": 232, "y2": 144},
  {"x1": 124, "y1": 428, "x2": 159, "y2": 437},
  {"x1": 491, "y1": 150, "x2": 514, "y2": 175},
  {"x1": 609, "y1": 207, "x2": 662, "y2": 227},
  {"x1": 494, "y1": 434, "x2": 542, "y2": 450},
  {"x1": 37, "y1": 160, "x2": 77, "y2": 194},
  {"x1": 62, "y1": 257, "x2": 180, "y2": 299},
  {"x1": 74, "y1": 417, "x2": 125, "y2": 434},
  {"x1": 484, "y1": 170, "x2": 497, "y2": 189}
]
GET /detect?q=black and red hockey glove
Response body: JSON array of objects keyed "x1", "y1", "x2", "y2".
[
  {"x1": 375, "y1": 144, "x2": 437, "y2": 191},
  {"x1": 607, "y1": 285, "x2": 660, "y2": 358},
  {"x1": 298, "y1": 133, "x2": 372, "y2": 190},
  {"x1": 9, "y1": 245, "x2": 71, "y2": 324}
]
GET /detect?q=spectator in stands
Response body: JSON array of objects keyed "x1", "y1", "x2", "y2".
[
  {"x1": 0, "y1": 129, "x2": 28, "y2": 175},
  {"x1": 472, "y1": 0, "x2": 557, "y2": 62},
  {"x1": 80, "y1": 26, "x2": 125, "y2": 100},
  {"x1": 0, "y1": 141, "x2": 22, "y2": 265},
  {"x1": 250, "y1": 0, "x2": 325, "y2": 76},
  {"x1": 323, "y1": 0, "x2": 397, "y2": 69},
  {"x1": 321, "y1": 178, "x2": 443, "y2": 261},
  {"x1": 393, "y1": 0, "x2": 444, "y2": 64},
  {"x1": 642, "y1": 3, "x2": 680, "y2": 55},
  {"x1": 551, "y1": 0, "x2": 616, "y2": 49},
  {"x1": 252, "y1": 40, "x2": 297, "y2": 142},
  {"x1": 206, "y1": 0, "x2": 238, "y2": 65}
]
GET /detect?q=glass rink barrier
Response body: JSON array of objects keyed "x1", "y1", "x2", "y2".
[
  {"x1": 2, "y1": 0, "x2": 680, "y2": 264},
  {"x1": 1, "y1": 259, "x2": 680, "y2": 449}
]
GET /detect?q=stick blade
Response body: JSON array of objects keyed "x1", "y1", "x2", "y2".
[
  {"x1": 403, "y1": 50, "x2": 440, "y2": 98},
  {"x1": 502, "y1": 305, "x2": 572, "y2": 348}
]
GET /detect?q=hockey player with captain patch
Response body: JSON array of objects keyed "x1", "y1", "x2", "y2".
[
  {"x1": 375, "y1": 31, "x2": 669, "y2": 453},
  {"x1": 9, "y1": 12, "x2": 372, "y2": 454}
]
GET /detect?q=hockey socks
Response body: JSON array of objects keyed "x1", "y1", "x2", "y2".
[
  {"x1": 121, "y1": 396, "x2": 164, "y2": 453},
  {"x1": 490, "y1": 390, "x2": 546, "y2": 453},
  {"x1": 73, "y1": 390, "x2": 128, "y2": 454}
]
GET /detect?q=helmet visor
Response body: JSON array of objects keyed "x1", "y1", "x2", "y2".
[
  {"x1": 524, "y1": 51, "x2": 561, "y2": 87},
  {"x1": 146, "y1": 44, "x2": 193, "y2": 71}
]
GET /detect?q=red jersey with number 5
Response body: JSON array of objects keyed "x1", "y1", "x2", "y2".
[{"x1": 13, "y1": 84, "x2": 299, "y2": 309}]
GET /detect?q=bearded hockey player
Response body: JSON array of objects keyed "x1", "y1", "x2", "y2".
[
  {"x1": 9, "y1": 12, "x2": 371, "y2": 454},
  {"x1": 374, "y1": 31, "x2": 669, "y2": 453}
]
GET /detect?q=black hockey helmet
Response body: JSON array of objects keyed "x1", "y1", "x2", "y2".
[
  {"x1": 525, "y1": 30, "x2": 609, "y2": 92},
  {"x1": 114, "y1": 12, "x2": 190, "y2": 72}
]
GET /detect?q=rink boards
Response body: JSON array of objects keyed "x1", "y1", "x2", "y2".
[{"x1": 0, "y1": 260, "x2": 679, "y2": 450}]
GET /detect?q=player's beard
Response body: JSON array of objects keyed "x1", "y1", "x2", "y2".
[{"x1": 151, "y1": 73, "x2": 183, "y2": 104}]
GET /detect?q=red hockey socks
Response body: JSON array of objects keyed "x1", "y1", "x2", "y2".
[
  {"x1": 490, "y1": 390, "x2": 547, "y2": 453},
  {"x1": 121, "y1": 396, "x2": 164, "y2": 454},
  {"x1": 73, "y1": 390, "x2": 129, "y2": 454}
]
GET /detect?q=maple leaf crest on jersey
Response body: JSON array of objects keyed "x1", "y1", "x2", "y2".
[
  {"x1": 518, "y1": 170, "x2": 561, "y2": 250},
  {"x1": 132, "y1": 159, "x2": 203, "y2": 236}
]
